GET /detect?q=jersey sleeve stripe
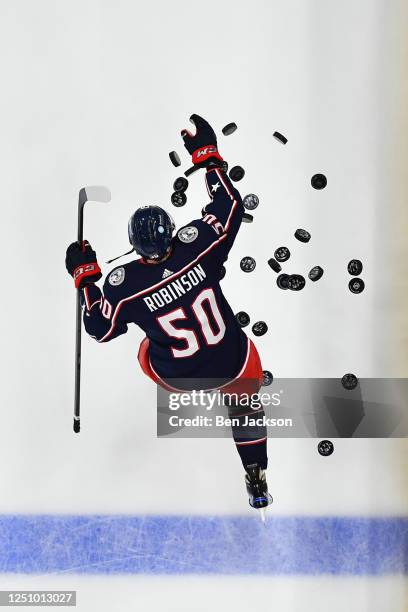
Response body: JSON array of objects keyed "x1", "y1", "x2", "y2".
[
  {"x1": 83, "y1": 287, "x2": 91, "y2": 310},
  {"x1": 214, "y1": 168, "x2": 234, "y2": 201},
  {"x1": 213, "y1": 168, "x2": 238, "y2": 232},
  {"x1": 83, "y1": 286, "x2": 101, "y2": 311},
  {"x1": 205, "y1": 177, "x2": 213, "y2": 200},
  {"x1": 98, "y1": 233, "x2": 228, "y2": 343}
]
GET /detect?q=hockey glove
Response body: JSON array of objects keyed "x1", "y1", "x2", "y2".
[
  {"x1": 65, "y1": 240, "x2": 102, "y2": 289},
  {"x1": 181, "y1": 114, "x2": 223, "y2": 167}
]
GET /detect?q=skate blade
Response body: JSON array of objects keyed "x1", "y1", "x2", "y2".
[{"x1": 259, "y1": 507, "x2": 267, "y2": 525}]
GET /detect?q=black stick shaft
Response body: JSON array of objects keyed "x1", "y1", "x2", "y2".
[
  {"x1": 74, "y1": 199, "x2": 85, "y2": 433},
  {"x1": 74, "y1": 291, "x2": 82, "y2": 432},
  {"x1": 184, "y1": 165, "x2": 200, "y2": 177}
]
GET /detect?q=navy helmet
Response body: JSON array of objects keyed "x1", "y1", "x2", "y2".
[{"x1": 128, "y1": 206, "x2": 175, "y2": 260}]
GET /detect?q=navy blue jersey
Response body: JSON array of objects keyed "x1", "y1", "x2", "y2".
[{"x1": 82, "y1": 168, "x2": 249, "y2": 385}]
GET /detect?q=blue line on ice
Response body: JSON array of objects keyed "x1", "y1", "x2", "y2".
[{"x1": 0, "y1": 515, "x2": 407, "y2": 575}]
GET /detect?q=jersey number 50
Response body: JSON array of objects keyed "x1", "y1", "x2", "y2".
[{"x1": 157, "y1": 288, "x2": 226, "y2": 358}]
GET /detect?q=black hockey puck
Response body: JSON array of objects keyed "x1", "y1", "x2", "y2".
[
  {"x1": 173, "y1": 176, "x2": 189, "y2": 192},
  {"x1": 262, "y1": 370, "x2": 274, "y2": 386},
  {"x1": 274, "y1": 247, "x2": 290, "y2": 262},
  {"x1": 229, "y1": 166, "x2": 245, "y2": 182},
  {"x1": 341, "y1": 373, "x2": 359, "y2": 390},
  {"x1": 348, "y1": 259, "x2": 363, "y2": 276},
  {"x1": 219, "y1": 265, "x2": 226, "y2": 281},
  {"x1": 222, "y1": 122, "x2": 237, "y2": 136},
  {"x1": 308, "y1": 266, "x2": 324, "y2": 282},
  {"x1": 318, "y1": 440, "x2": 334, "y2": 457},
  {"x1": 236, "y1": 311, "x2": 250, "y2": 328},
  {"x1": 169, "y1": 151, "x2": 181, "y2": 167},
  {"x1": 273, "y1": 131, "x2": 288, "y2": 144},
  {"x1": 243, "y1": 194, "x2": 259, "y2": 210},
  {"x1": 311, "y1": 173, "x2": 327, "y2": 190},
  {"x1": 240, "y1": 256, "x2": 256, "y2": 273},
  {"x1": 277, "y1": 274, "x2": 290, "y2": 289},
  {"x1": 171, "y1": 191, "x2": 187, "y2": 207},
  {"x1": 252, "y1": 321, "x2": 268, "y2": 336},
  {"x1": 242, "y1": 213, "x2": 253, "y2": 223},
  {"x1": 294, "y1": 228, "x2": 311, "y2": 243},
  {"x1": 348, "y1": 278, "x2": 365, "y2": 294},
  {"x1": 268, "y1": 258, "x2": 282, "y2": 273},
  {"x1": 287, "y1": 274, "x2": 306, "y2": 291}
]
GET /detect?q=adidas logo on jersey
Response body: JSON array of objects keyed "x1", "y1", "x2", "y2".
[{"x1": 162, "y1": 268, "x2": 174, "y2": 279}]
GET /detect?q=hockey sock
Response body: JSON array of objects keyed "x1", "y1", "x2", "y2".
[{"x1": 227, "y1": 405, "x2": 268, "y2": 470}]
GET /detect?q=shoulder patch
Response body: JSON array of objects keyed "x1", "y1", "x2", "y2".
[
  {"x1": 108, "y1": 266, "x2": 125, "y2": 286},
  {"x1": 177, "y1": 226, "x2": 198, "y2": 244}
]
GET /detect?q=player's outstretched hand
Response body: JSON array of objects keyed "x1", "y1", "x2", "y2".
[
  {"x1": 181, "y1": 114, "x2": 223, "y2": 167},
  {"x1": 65, "y1": 240, "x2": 102, "y2": 289}
]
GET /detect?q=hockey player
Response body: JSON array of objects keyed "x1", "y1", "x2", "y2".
[{"x1": 65, "y1": 115, "x2": 272, "y2": 514}]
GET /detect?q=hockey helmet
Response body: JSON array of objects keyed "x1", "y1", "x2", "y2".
[{"x1": 128, "y1": 206, "x2": 175, "y2": 260}]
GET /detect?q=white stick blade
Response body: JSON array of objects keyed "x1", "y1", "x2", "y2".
[{"x1": 84, "y1": 185, "x2": 111, "y2": 203}]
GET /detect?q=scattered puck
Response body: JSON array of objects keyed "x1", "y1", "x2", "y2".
[
  {"x1": 173, "y1": 177, "x2": 189, "y2": 192},
  {"x1": 273, "y1": 131, "x2": 288, "y2": 145},
  {"x1": 274, "y1": 247, "x2": 290, "y2": 262},
  {"x1": 240, "y1": 256, "x2": 256, "y2": 272},
  {"x1": 219, "y1": 265, "x2": 226, "y2": 281},
  {"x1": 276, "y1": 273, "x2": 290, "y2": 289},
  {"x1": 311, "y1": 173, "x2": 327, "y2": 190},
  {"x1": 308, "y1": 266, "x2": 324, "y2": 282},
  {"x1": 262, "y1": 370, "x2": 273, "y2": 386},
  {"x1": 171, "y1": 191, "x2": 187, "y2": 207},
  {"x1": 349, "y1": 278, "x2": 365, "y2": 294},
  {"x1": 348, "y1": 259, "x2": 363, "y2": 276},
  {"x1": 229, "y1": 166, "x2": 245, "y2": 182},
  {"x1": 341, "y1": 373, "x2": 359, "y2": 390},
  {"x1": 242, "y1": 213, "x2": 253, "y2": 223},
  {"x1": 318, "y1": 440, "x2": 334, "y2": 457},
  {"x1": 222, "y1": 122, "x2": 237, "y2": 136},
  {"x1": 169, "y1": 151, "x2": 181, "y2": 167},
  {"x1": 252, "y1": 321, "x2": 268, "y2": 336},
  {"x1": 295, "y1": 228, "x2": 311, "y2": 243},
  {"x1": 236, "y1": 311, "x2": 250, "y2": 328},
  {"x1": 268, "y1": 258, "x2": 282, "y2": 273},
  {"x1": 243, "y1": 194, "x2": 259, "y2": 210},
  {"x1": 287, "y1": 274, "x2": 306, "y2": 291}
]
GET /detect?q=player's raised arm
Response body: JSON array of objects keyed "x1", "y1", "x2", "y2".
[
  {"x1": 65, "y1": 241, "x2": 128, "y2": 342},
  {"x1": 181, "y1": 114, "x2": 244, "y2": 251},
  {"x1": 203, "y1": 166, "x2": 244, "y2": 249}
]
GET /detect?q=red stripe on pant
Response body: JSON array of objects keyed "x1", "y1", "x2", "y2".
[{"x1": 137, "y1": 337, "x2": 263, "y2": 395}]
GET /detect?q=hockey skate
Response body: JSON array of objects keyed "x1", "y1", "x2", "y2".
[{"x1": 245, "y1": 464, "x2": 273, "y2": 524}]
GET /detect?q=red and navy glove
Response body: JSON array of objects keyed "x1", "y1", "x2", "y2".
[
  {"x1": 65, "y1": 240, "x2": 102, "y2": 289},
  {"x1": 181, "y1": 114, "x2": 224, "y2": 167}
]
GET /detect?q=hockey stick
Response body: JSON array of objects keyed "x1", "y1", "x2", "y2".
[
  {"x1": 184, "y1": 159, "x2": 226, "y2": 178},
  {"x1": 74, "y1": 186, "x2": 111, "y2": 433},
  {"x1": 184, "y1": 164, "x2": 201, "y2": 178}
]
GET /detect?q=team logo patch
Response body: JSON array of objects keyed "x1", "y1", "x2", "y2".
[
  {"x1": 108, "y1": 266, "x2": 125, "y2": 286},
  {"x1": 177, "y1": 226, "x2": 198, "y2": 244}
]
